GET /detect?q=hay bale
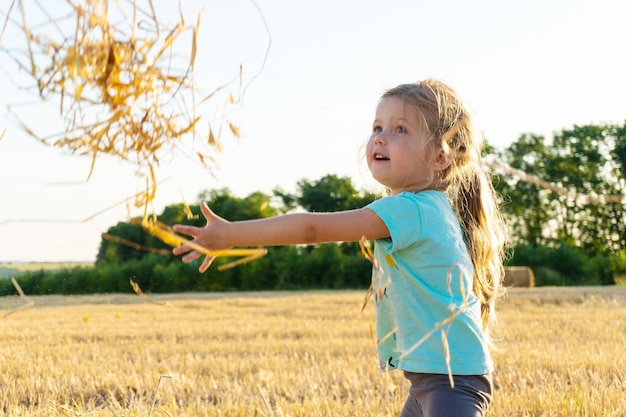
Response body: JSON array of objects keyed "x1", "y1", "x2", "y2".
[{"x1": 504, "y1": 266, "x2": 535, "y2": 288}]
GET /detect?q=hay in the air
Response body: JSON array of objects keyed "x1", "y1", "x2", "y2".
[{"x1": 2, "y1": 0, "x2": 240, "y2": 187}]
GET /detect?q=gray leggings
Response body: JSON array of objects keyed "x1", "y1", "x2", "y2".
[{"x1": 399, "y1": 372, "x2": 493, "y2": 417}]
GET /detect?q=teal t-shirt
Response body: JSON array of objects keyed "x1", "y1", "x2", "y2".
[{"x1": 366, "y1": 191, "x2": 493, "y2": 375}]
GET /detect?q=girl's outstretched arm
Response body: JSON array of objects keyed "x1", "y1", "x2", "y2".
[{"x1": 172, "y1": 201, "x2": 389, "y2": 272}]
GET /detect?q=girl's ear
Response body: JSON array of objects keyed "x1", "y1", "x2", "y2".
[{"x1": 433, "y1": 145, "x2": 452, "y2": 172}]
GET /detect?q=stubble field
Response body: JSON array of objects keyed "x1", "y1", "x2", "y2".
[{"x1": 0, "y1": 286, "x2": 624, "y2": 417}]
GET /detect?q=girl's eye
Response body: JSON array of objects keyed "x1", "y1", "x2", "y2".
[
  {"x1": 373, "y1": 126, "x2": 383, "y2": 134},
  {"x1": 396, "y1": 126, "x2": 406, "y2": 134}
]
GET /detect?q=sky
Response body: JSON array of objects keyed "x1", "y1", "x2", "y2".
[{"x1": 1, "y1": 0, "x2": 625, "y2": 263}]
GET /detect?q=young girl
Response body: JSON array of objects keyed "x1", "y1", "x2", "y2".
[{"x1": 172, "y1": 79, "x2": 508, "y2": 417}]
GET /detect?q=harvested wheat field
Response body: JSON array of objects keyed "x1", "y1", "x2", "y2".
[{"x1": 0, "y1": 286, "x2": 625, "y2": 417}]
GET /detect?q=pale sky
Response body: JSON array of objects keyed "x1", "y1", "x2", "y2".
[{"x1": 1, "y1": 0, "x2": 625, "y2": 263}]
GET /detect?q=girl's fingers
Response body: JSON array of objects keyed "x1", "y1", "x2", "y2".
[
  {"x1": 172, "y1": 224, "x2": 197, "y2": 236},
  {"x1": 172, "y1": 244, "x2": 191, "y2": 256},
  {"x1": 172, "y1": 202, "x2": 218, "y2": 272},
  {"x1": 199, "y1": 256, "x2": 215, "y2": 273},
  {"x1": 178, "y1": 250, "x2": 215, "y2": 273},
  {"x1": 182, "y1": 250, "x2": 203, "y2": 264},
  {"x1": 200, "y1": 201, "x2": 214, "y2": 220}
]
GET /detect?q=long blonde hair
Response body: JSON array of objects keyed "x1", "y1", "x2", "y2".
[{"x1": 382, "y1": 79, "x2": 508, "y2": 334}]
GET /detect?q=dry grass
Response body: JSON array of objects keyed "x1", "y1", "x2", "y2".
[
  {"x1": 4, "y1": 0, "x2": 233, "y2": 178},
  {"x1": 0, "y1": 287, "x2": 624, "y2": 416},
  {"x1": 492, "y1": 287, "x2": 626, "y2": 417}
]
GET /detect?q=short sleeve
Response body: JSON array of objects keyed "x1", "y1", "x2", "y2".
[{"x1": 366, "y1": 193, "x2": 422, "y2": 253}]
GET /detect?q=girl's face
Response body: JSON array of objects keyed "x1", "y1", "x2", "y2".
[{"x1": 366, "y1": 97, "x2": 444, "y2": 195}]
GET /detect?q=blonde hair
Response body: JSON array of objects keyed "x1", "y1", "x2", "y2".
[{"x1": 382, "y1": 79, "x2": 508, "y2": 335}]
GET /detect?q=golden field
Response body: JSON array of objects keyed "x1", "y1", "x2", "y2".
[{"x1": 0, "y1": 286, "x2": 624, "y2": 417}]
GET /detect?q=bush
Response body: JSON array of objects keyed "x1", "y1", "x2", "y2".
[
  {"x1": 611, "y1": 250, "x2": 626, "y2": 276},
  {"x1": 510, "y1": 241, "x2": 615, "y2": 286},
  {"x1": 534, "y1": 267, "x2": 565, "y2": 287},
  {"x1": 584, "y1": 255, "x2": 614, "y2": 286},
  {"x1": 4, "y1": 240, "x2": 617, "y2": 296},
  {"x1": 0, "y1": 277, "x2": 17, "y2": 296}
]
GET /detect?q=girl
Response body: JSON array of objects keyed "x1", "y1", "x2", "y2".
[{"x1": 172, "y1": 79, "x2": 508, "y2": 417}]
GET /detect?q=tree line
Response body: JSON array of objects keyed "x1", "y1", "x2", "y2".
[
  {"x1": 2, "y1": 121, "x2": 625, "y2": 296},
  {"x1": 2, "y1": 175, "x2": 378, "y2": 296},
  {"x1": 492, "y1": 122, "x2": 626, "y2": 285}
]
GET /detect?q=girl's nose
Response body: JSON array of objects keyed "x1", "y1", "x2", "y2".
[{"x1": 374, "y1": 132, "x2": 386, "y2": 145}]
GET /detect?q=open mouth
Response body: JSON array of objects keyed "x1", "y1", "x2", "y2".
[{"x1": 374, "y1": 153, "x2": 389, "y2": 161}]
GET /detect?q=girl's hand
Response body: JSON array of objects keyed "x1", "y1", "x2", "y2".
[{"x1": 172, "y1": 202, "x2": 230, "y2": 273}]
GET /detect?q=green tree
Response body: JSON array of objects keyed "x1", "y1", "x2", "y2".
[
  {"x1": 96, "y1": 221, "x2": 150, "y2": 265},
  {"x1": 491, "y1": 123, "x2": 626, "y2": 284},
  {"x1": 272, "y1": 186, "x2": 298, "y2": 214},
  {"x1": 493, "y1": 133, "x2": 553, "y2": 247},
  {"x1": 197, "y1": 188, "x2": 278, "y2": 220},
  {"x1": 610, "y1": 122, "x2": 626, "y2": 177},
  {"x1": 548, "y1": 124, "x2": 625, "y2": 255},
  {"x1": 296, "y1": 174, "x2": 377, "y2": 212}
]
